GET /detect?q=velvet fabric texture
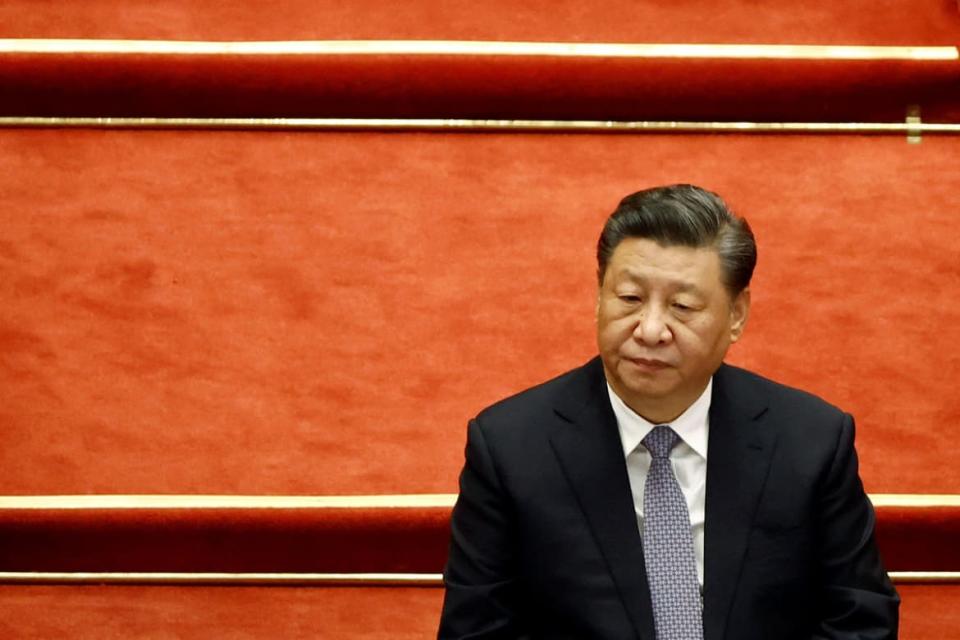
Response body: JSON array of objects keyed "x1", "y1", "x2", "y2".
[
  {"x1": 0, "y1": 585, "x2": 446, "y2": 639},
  {"x1": 0, "y1": 502, "x2": 957, "y2": 573},
  {"x1": 2, "y1": 2, "x2": 959, "y2": 636},
  {"x1": 3, "y1": 51, "x2": 958, "y2": 121},
  {"x1": 0, "y1": 505, "x2": 452, "y2": 573},
  {"x1": 0, "y1": 585, "x2": 956, "y2": 639},
  {"x1": 0, "y1": 1, "x2": 957, "y2": 43},
  {"x1": 2, "y1": 129, "x2": 959, "y2": 496}
]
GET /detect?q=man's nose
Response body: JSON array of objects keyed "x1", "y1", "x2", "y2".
[{"x1": 633, "y1": 306, "x2": 672, "y2": 345}]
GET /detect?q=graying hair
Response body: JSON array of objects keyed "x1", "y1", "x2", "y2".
[{"x1": 596, "y1": 184, "x2": 756, "y2": 296}]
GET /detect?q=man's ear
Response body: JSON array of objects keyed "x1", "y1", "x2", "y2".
[{"x1": 729, "y1": 287, "x2": 751, "y2": 343}]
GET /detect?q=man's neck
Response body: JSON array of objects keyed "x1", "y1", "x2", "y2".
[
  {"x1": 608, "y1": 383, "x2": 710, "y2": 425},
  {"x1": 626, "y1": 401, "x2": 690, "y2": 425}
]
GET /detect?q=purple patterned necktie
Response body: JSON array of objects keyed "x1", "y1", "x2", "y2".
[{"x1": 642, "y1": 425, "x2": 704, "y2": 640}]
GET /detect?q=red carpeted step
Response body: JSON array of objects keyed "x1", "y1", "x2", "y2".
[
  {"x1": 0, "y1": 584, "x2": 955, "y2": 639},
  {"x1": 0, "y1": 584, "x2": 444, "y2": 639},
  {"x1": 1, "y1": 496, "x2": 957, "y2": 573},
  {"x1": 0, "y1": 497, "x2": 451, "y2": 573},
  {"x1": 1, "y1": 40, "x2": 958, "y2": 121}
]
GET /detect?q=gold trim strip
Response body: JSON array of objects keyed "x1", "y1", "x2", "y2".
[
  {"x1": 0, "y1": 572, "x2": 444, "y2": 586},
  {"x1": 871, "y1": 494, "x2": 960, "y2": 508},
  {"x1": 1, "y1": 493, "x2": 959, "y2": 510},
  {"x1": 0, "y1": 494, "x2": 457, "y2": 509},
  {"x1": 0, "y1": 40, "x2": 955, "y2": 61},
  {"x1": 2, "y1": 117, "x2": 960, "y2": 134},
  {"x1": 0, "y1": 572, "x2": 955, "y2": 586},
  {"x1": 890, "y1": 572, "x2": 960, "y2": 584}
]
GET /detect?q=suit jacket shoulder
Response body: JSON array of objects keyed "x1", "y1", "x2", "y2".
[
  {"x1": 717, "y1": 363, "x2": 843, "y2": 412},
  {"x1": 476, "y1": 359, "x2": 594, "y2": 424},
  {"x1": 713, "y1": 363, "x2": 853, "y2": 454}
]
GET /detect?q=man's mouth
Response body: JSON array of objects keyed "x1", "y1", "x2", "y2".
[{"x1": 625, "y1": 357, "x2": 671, "y2": 371}]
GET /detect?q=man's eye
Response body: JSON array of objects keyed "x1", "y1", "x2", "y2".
[
  {"x1": 672, "y1": 302, "x2": 693, "y2": 312},
  {"x1": 619, "y1": 295, "x2": 641, "y2": 303}
]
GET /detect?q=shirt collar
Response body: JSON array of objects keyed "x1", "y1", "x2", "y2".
[{"x1": 606, "y1": 378, "x2": 712, "y2": 460}]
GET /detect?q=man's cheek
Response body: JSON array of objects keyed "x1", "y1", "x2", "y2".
[{"x1": 600, "y1": 326, "x2": 629, "y2": 352}]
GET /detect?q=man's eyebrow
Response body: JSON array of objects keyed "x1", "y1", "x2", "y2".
[
  {"x1": 673, "y1": 282, "x2": 705, "y2": 295},
  {"x1": 617, "y1": 269, "x2": 705, "y2": 295}
]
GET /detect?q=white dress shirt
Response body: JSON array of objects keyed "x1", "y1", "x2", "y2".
[{"x1": 606, "y1": 379, "x2": 711, "y2": 587}]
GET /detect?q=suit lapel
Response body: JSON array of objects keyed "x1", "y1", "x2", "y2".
[
  {"x1": 702, "y1": 364, "x2": 777, "y2": 640},
  {"x1": 547, "y1": 358, "x2": 656, "y2": 640}
]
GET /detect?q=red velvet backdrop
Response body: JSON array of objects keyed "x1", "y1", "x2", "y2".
[
  {"x1": 0, "y1": 585, "x2": 956, "y2": 639},
  {"x1": 2, "y1": 2, "x2": 959, "y2": 637},
  {"x1": 2, "y1": 129, "x2": 958, "y2": 495},
  {"x1": 1, "y1": 0, "x2": 958, "y2": 43}
]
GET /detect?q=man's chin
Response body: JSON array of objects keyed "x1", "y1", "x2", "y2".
[
  {"x1": 616, "y1": 372, "x2": 678, "y2": 401},
  {"x1": 603, "y1": 361, "x2": 675, "y2": 396},
  {"x1": 618, "y1": 361, "x2": 674, "y2": 384},
  {"x1": 623, "y1": 382, "x2": 674, "y2": 401}
]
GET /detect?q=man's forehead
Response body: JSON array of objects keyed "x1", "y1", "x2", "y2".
[
  {"x1": 603, "y1": 238, "x2": 725, "y2": 291},
  {"x1": 612, "y1": 236, "x2": 718, "y2": 256},
  {"x1": 610, "y1": 239, "x2": 721, "y2": 268},
  {"x1": 612, "y1": 266, "x2": 710, "y2": 294}
]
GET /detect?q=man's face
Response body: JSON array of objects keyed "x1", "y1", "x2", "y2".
[{"x1": 596, "y1": 237, "x2": 750, "y2": 422}]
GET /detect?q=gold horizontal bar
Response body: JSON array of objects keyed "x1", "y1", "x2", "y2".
[
  {"x1": 0, "y1": 571, "x2": 955, "y2": 586},
  {"x1": 0, "y1": 39, "x2": 955, "y2": 61},
  {"x1": 0, "y1": 494, "x2": 457, "y2": 510},
  {"x1": 890, "y1": 572, "x2": 960, "y2": 584},
  {"x1": 2, "y1": 117, "x2": 960, "y2": 134},
  {"x1": 871, "y1": 494, "x2": 960, "y2": 508},
  {"x1": 2, "y1": 493, "x2": 959, "y2": 510},
  {"x1": 0, "y1": 572, "x2": 443, "y2": 586}
]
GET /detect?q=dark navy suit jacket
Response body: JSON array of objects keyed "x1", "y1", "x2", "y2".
[{"x1": 439, "y1": 357, "x2": 899, "y2": 639}]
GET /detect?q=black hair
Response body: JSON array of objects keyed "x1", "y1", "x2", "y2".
[{"x1": 596, "y1": 184, "x2": 756, "y2": 296}]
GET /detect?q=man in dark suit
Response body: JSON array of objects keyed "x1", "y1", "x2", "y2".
[{"x1": 438, "y1": 185, "x2": 899, "y2": 639}]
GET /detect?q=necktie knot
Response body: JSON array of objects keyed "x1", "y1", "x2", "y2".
[{"x1": 643, "y1": 425, "x2": 679, "y2": 459}]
